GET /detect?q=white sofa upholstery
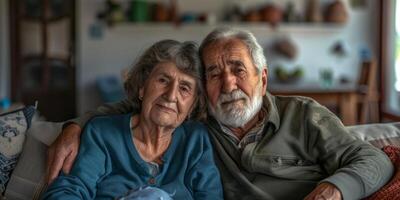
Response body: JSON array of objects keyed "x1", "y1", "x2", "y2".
[
  {"x1": 4, "y1": 121, "x2": 62, "y2": 200},
  {"x1": 3, "y1": 121, "x2": 400, "y2": 200}
]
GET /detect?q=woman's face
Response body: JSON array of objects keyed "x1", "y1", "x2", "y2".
[{"x1": 139, "y1": 61, "x2": 197, "y2": 129}]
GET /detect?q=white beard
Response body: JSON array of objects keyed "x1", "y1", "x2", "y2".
[{"x1": 208, "y1": 81, "x2": 263, "y2": 128}]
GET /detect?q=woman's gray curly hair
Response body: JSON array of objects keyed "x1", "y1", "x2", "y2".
[{"x1": 124, "y1": 39, "x2": 205, "y2": 120}]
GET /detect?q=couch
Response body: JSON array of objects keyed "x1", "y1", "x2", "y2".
[{"x1": 2, "y1": 121, "x2": 400, "y2": 200}]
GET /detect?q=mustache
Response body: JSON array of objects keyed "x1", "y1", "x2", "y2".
[{"x1": 218, "y1": 90, "x2": 248, "y2": 105}]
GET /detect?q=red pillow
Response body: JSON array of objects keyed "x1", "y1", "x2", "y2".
[{"x1": 364, "y1": 145, "x2": 400, "y2": 200}]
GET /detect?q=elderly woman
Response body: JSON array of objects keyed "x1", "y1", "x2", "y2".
[{"x1": 42, "y1": 40, "x2": 223, "y2": 199}]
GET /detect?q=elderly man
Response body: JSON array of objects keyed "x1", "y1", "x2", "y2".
[{"x1": 47, "y1": 27, "x2": 393, "y2": 200}]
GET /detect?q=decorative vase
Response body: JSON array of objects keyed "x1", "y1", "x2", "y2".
[
  {"x1": 325, "y1": 0, "x2": 348, "y2": 24},
  {"x1": 306, "y1": 0, "x2": 322, "y2": 23},
  {"x1": 260, "y1": 4, "x2": 283, "y2": 26}
]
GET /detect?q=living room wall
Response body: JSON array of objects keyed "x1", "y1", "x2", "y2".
[
  {"x1": 76, "y1": 0, "x2": 379, "y2": 115},
  {"x1": 0, "y1": 0, "x2": 9, "y2": 100}
]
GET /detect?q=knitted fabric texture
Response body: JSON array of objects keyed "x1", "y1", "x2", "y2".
[{"x1": 365, "y1": 145, "x2": 400, "y2": 200}]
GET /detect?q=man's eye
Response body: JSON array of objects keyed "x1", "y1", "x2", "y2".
[
  {"x1": 207, "y1": 72, "x2": 220, "y2": 80},
  {"x1": 158, "y1": 77, "x2": 168, "y2": 84},
  {"x1": 235, "y1": 67, "x2": 246, "y2": 74}
]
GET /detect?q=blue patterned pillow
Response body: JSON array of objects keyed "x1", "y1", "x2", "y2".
[{"x1": 0, "y1": 106, "x2": 35, "y2": 194}]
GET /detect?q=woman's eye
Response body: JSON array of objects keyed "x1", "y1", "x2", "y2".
[
  {"x1": 158, "y1": 77, "x2": 168, "y2": 84},
  {"x1": 180, "y1": 86, "x2": 190, "y2": 93}
]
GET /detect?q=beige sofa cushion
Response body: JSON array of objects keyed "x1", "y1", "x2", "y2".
[{"x1": 4, "y1": 121, "x2": 62, "y2": 200}]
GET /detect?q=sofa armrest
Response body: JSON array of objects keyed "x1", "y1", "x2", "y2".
[
  {"x1": 4, "y1": 121, "x2": 62, "y2": 200},
  {"x1": 347, "y1": 122, "x2": 400, "y2": 148}
]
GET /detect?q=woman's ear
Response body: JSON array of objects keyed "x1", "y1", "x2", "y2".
[{"x1": 139, "y1": 87, "x2": 144, "y2": 100}]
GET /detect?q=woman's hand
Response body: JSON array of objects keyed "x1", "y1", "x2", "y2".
[
  {"x1": 304, "y1": 182, "x2": 342, "y2": 200},
  {"x1": 46, "y1": 123, "x2": 82, "y2": 184}
]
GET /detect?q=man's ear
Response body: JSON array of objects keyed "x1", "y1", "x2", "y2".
[{"x1": 261, "y1": 68, "x2": 268, "y2": 96}]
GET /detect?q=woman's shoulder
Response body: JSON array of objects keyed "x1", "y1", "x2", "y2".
[
  {"x1": 83, "y1": 114, "x2": 131, "y2": 139},
  {"x1": 180, "y1": 120, "x2": 208, "y2": 134},
  {"x1": 177, "y1": 120, "x2": 211, "y2": 143}
]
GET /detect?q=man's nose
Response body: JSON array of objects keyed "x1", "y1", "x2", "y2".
[{"x1": 221, "y1": 72, "x2": 237, "y2": 93}]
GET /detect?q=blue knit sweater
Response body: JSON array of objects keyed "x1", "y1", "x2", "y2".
[{"x1": 42, "y1": 114, "x2": 223, "y2": 200}]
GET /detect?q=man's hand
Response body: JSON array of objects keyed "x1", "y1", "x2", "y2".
[
  {"x1": 304, "y1": 182, "x2": 342, "y2": 200},
  {"x1": 46, "y1": 123, "x2": 82, "y2": 184}
]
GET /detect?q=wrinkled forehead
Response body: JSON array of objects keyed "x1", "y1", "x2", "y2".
[
  {"x1": 150, "y1": 61, "x2": 197, "y2": 83},
  {"x1": 202, "y1": 39, "x2": 250, "y2": 62}
]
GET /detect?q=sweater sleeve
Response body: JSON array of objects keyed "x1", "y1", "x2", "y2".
[
  {"x1": 42, "y1": 120, "x2": 109, "y2": 199},
  {"x1": 305, "y1": 101, "x2": 394, "y2": 200},
  {"x1": 69, "y1": 99, "x2": 133, "y2": 128},
  {"x1": 186, "y1": 131, "x2": 224, "y2": 200}
]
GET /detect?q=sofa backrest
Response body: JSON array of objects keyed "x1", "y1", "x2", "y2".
[{"x1": 3, "y1": 121, "x2": 400, "y2": 199}]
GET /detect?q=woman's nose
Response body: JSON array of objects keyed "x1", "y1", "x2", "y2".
[{"x1": 164, "y1": 84, "x2": 178, "y2": 102}]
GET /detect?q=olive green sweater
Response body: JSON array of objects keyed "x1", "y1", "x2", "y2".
[
  {"x1": 206, "y1": 93, "x2": 393, "y2": 200},
  {"x1": 71, "y1": 93, "x2": 393, "y2": 200}
]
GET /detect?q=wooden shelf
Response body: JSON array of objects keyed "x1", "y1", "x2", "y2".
[{"x1": 112, "y1": 22, "x2": 345, "y2": 34}]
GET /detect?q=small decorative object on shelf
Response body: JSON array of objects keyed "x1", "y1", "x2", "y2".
[
  {"x1": 319, "y1": 68, "x2": 334, "y2": 88},
  {"x1": 283, "y1": 2, "x2": 298, "y2": 23},
  {"x1": 223, "y1": 3, "x2": 243, "y2": 22},
  {"x1": 243, "y1": 10, "x2": 262, "y2": 22},
  {"x1": 97, "y1": 0, "x2": 125, "y2": 26},
  {"x1": 330, "y1": 40, "x2": 350, "y2": 57},
  {"x1": 128, "y1": 0, "x2": 150, "y2": 23},
  {"x1": 260, "y1": 4, "x2": 283, "y2": 26},
  {"x1": 274, "y1": 66, "x2": 303, "y2": 83},
  {"x1": 153, "y1": 2, "x2": 170, "y2": 22},
  {"x1": 306, "y1": 0, "x2": 323, "y2": 23},
  {"x1": 325, "y1": 0, "x2": 348, "y2": 24},
  {"x1": 273, "y1": 38, "x2": 298, "y2": 60}
]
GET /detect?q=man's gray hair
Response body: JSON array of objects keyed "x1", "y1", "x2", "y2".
[
  {"x1": 124, "y1": 39, "x2": 205, "y2": 119},
  {"x1": 199, "y1": 27, "x2": 267, "y2": 73}
]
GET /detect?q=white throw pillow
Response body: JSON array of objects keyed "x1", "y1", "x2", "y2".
[{"x1": 4, "y1": 121, "x2": 62, "y2": 200}]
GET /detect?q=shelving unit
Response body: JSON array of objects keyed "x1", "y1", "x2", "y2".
[
  {"x1": 111, "y1": 22, "x2": 345, "y2": 35},
  {"x1": 10, "y1": 0, "x2": 76, "y2": 121}
]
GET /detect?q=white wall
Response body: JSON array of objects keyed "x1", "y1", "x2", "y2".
[
  {"x1": 77, "y1": 0, "x2": 379, "y2": 114},
  {"x1": 0, "y1": 0, "x2": 9, "y2": 100}
]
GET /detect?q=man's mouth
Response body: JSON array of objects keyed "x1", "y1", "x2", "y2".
[{"x1": 221, "y1": 98, "x2": 245, "y2": 106}]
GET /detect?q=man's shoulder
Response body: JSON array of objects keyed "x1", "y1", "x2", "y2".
[
  {"x1": 274, "y1": 94, "x2": 316, "y2": 105},
  {"x1": 272, "y1": 94, "x2": 323, "y2": 111}
]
